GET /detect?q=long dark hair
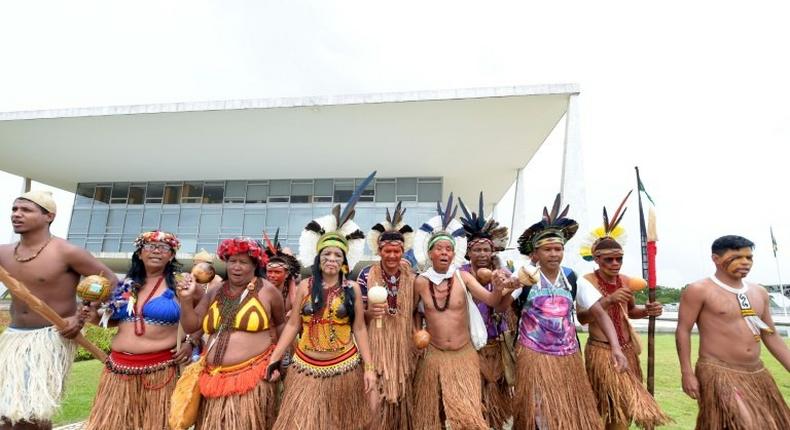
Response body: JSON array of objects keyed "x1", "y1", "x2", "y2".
[
  {"x1": 127, "y1": 251, "x2": 182, "y2": 290},
  {"x1": 310, "y1": 253, "x2": 355, "y2": 324}
]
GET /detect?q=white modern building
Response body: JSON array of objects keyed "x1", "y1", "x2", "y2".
[{"x1": 0, "y1": 84, "x2": 584, "y2": 272}]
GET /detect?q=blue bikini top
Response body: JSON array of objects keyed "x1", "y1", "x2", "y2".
[{"x1": 109, "y1": 282, "x2": 180, "y2": 326}]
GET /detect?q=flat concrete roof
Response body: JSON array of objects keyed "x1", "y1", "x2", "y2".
[{"x1": 0, "y1": 84, "x2": 578, "y2": 213}]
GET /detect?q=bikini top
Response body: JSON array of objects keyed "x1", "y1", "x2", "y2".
[
  {"x1": 110, "y1": 287, "x2": 180, "y2": 326},
  {"x1": 202, "y1": 281, "x2": 270, "y2": 334},
  {"x1": 297, "y1": 280, "x2": 353, "y2": 352}
]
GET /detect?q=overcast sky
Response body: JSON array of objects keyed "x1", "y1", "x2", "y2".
[{"x1": 1, "y1": 1, "x2": 789, "y2": 288}]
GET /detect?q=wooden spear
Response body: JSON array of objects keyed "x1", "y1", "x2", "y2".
[{"x1": 0, "y1": 264, "x2": 107, "y2": 362}]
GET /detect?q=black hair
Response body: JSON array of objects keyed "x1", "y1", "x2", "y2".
[
  {"x1": 127, "y1": 250, "x2": 182, "y2": 290},
  {"x1": 711, "y1": 235, "x2": 755, "y2": 256},
  {"x1": 310, "y1": 253, "x2": 355, "y2": 324}
]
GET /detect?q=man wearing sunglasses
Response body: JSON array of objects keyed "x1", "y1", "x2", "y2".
[{"x1": 576, "y1": 226, "x2": 668, "y2": 430}]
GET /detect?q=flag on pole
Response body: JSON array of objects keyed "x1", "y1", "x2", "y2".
[
  {"x1": 771, "y1": 226, "x2": 778, "y2": 258},
  {"x1": 637, "y1": 172, "x2": 657, "y2": 288}
]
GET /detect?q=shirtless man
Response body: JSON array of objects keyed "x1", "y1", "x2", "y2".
[
  {"x1": 412, "y1": 230, "x2": 503, "y2": 430},
  {"x1": 676, "y1": 235, "x2": 790, "y2": 430},
  {"x1": 0, "y1": 191, "x2": 117, "y2": 430}
]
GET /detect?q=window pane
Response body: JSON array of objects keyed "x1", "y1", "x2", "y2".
[
  {"x1": 102, "y1": 237, "x2": 121, "y2": 253},
  {"x1": 68, "y1": 236, "x2": 86, "y2": 248},
  {"x1": 94, "y1": 186, "x2": 112, "y2": 205},
  {"x1": 128, "y1": 186, "x2": 145, "y2": 205},
  {"x1": 181, "y1": 182, "x2": 203, "y2": 203},
  {"x1": 290, "y1": 195, "x2": 310, "y2": 203},
  {"x1": 124, "y1": 209, "x2": 143, "y2": 235},
  {"x1": 142, "y1": 207, "x2": 161, "y2": 230},
  {"x1": 376, "y1": 182, "x2": 396, "y2": 202},
  {"x1": 179, "y1": 237, "x2": 197, "y2": 253},
  {"x1": 199, "y1": 212, "x2": 221, "y2": 236},
  {"x1": 334, "y1": 181, "x2": 353, "y2": 203},
  {"x1": 221, "y1": 208, "x2": 244, "y2": 234},
  {"x1": 89, "y1": 209, "x2": 108, "y2": 234},
  {"x1": 266, "y1": 207, "x2": 289, "y2": 230},
  {"x1": 397, "y1": 178, "x2": 417, "y2": 196},
  {"x1": 112, "y1": 182, "x2": 129, "y2": 199},
  {"x1": 314, "y1": 179, "x2": 333, "y2": 196},
  {"x1": 418, "y1": 182, "x2": 442, "y2": 203},
  {"x1": 246, "y1": 184, "x2": 268, "y2": 203},
  {"x1": 179, "y1": 208, "x2": 200, "y2": 233},
  {"x1": 69, "y1": 209, "x2": 91, "y2": 234},
  {"x1": 163, "y1": 185, "x2": 181, "y2": 204},
  {"x1": 203, "y1": 185, "x2": 223, "y2": 204},
  {"x1": 288, "y1": 208, "x2": 311, "y2": 237},
  {"x1": 75, "y1": 183, "x2": 95, "y2": 207},
  {"x1": 225, "y1": 181, "x2": 246, "y2": 198},
  {"x1": 120, "y1": 236, "x2": 137, "y2": 252},
  {"x1": 106, "y1": 209, "x2": 125, "y2": 233},
  {"x1": 270, "y1": 180, "x2": 290, "y2": 196},
  {"x1": 291, "y1": 182, "x2": 312, "y2": 196},
  {"x1": 160, "y1": 212, "x2": 179, "y2": 232},
  {"x1": 147, "y1": 182, "x2": 164, "y2": 198},
  {"x1": 243, "y1": 211, "x2": 266, "y2": 236}
]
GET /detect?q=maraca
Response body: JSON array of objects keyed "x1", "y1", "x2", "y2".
[
  {"x1": 413, "y1": 329, "x2": 431, "y2": 349},
  {"x1": 518, "y1": 265, "x2": 540, "y2": 286},
  {"x1": 368, "y1": 284, "x2": 388, "y2": 328},
  {"x1": 76, "y1": 274, "x2": 113, "y2": 305},
  {"x1": 191, "y1": 262, "x2": 215, "y2": 284},
  {"x1": 625, "y1": 276, "x2": 648, "y2": 292},
  {"x1": 476, "y1": 268, "x2": 493, "y2": 285}
]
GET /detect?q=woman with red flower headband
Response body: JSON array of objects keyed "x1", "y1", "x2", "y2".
[
  {"x1": 86, "y1": 230, "x2": 194, "y2": 430},
  {"x1": 178, "y1": 236, "x2": 286, "y2": 430}
]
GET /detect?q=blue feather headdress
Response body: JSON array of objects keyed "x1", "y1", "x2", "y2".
[{"x1": 413, "y1": 193, "x2": 468, "y2": 267}]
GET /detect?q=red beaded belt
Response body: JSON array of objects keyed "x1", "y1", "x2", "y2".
[
  {"x1": 291, "y1": 344, "x2": 360, "y2": 377},
  {"x1": 106, "y1": 349, "x2": 176, "y2": 375}
]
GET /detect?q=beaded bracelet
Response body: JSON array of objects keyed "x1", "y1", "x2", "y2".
[{"x1": 364, "y1": 362, "x2": 375, "y2": 372}]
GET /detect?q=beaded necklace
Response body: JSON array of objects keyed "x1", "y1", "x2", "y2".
[
  {"x1": 381, "y1": 265, "x2": 400, "y2": 314},
  {"x1": 13, "y1": 235, "x2": 53, "y2": 263},
  {"x1": 306, "y1": 280, "x2": 353, "y2": 352},
  {"x1": 594, "y1": 270, "x2": 628, "y2": 347},
  {"x1": 429, "y1": 276, "x2": 453, "y2": 312},
  {"x1": 133, "y1": 276, "x2": 165, "y2": 336},
  {"x1": 212, "y1": 278, "x2": 258, "y2": 363}
]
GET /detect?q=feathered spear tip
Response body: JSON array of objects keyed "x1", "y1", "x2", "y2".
[{"x1": 336, "y1": 171, "x2": 376, "y2": 228}]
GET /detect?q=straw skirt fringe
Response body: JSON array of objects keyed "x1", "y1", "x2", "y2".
[
  {"x1": 85, "y1": 363, "x2": 177, "y2": 430},
  {"x1": 513, "y1": 346, "x2": 603, "y2": 430},
  {"x1": 273, "y1": 361, "x2": 370, "y2": 430},
  {"x1": 695, "y1": 356, "x2": 790, "y2": 430},
  {"x1": 585, "y1": 339, "x2": 671, "y2": 428},
  {"x1": 478, "y1": 342, "x2": 512, "y2": 429},
  {"x1": 412, "y1": 343, "x2": 487, "y2": 430},
  {"x1": 0, "y1": 327, "x2": 76, "y2": 425}
]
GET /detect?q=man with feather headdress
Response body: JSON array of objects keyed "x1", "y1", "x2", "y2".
[
  {"x1": 457, "y1": 192, "x2": 514, "y2": 429},
  {"x1": 576, "y1": 191, "x2": 670, "y2": 430},
  {"x1": 411, "y1": 195, "x2": 506, "y2": 430},
  {"x1": 355, "y1": 202, "x2": 417, "y2": 430}
]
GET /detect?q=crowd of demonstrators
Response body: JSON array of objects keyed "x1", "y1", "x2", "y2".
[{"x1": 1, "y1": 183, "x2": 788, "y2": 430}]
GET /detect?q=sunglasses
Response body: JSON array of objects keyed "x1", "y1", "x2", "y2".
[{"x1": 602, "y1": 256, "x2": 623, "y2": 264}]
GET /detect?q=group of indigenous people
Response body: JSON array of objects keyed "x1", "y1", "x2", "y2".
[{"x1": 0, "y1": 181, "x2": 788, "y2": 430}]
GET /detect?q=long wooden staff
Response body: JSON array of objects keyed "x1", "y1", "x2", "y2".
[{"x1": 0, "y1": 264, "x2": 107, "y2": 362}]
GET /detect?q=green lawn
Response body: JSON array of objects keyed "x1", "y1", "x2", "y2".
[{"x1": 52, "y1": 334, "x2": 790, "y2": 428}]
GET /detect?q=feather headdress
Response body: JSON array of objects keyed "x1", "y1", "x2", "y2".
[
  {"x1": 517, "y1": 193, "x2": 578, "y2": 256},
  {"x1": 367, "y1": 201, "x2": 415, "y2": 255},
  {"x1": 459, "y1": 192, "x2": 509, "y2": 253},
  {"x1": 413, "y1": 193, "x2": 468, "y2": 267},
  {"x1": 298, "y1": 171, "x2": 375, "y2": 269},
  {"x1": 580, "y1": 190, "x2": 632, "y2": 261},
  {"x1": 263, "y1": 228, "x2": 302, "y2": 279}
]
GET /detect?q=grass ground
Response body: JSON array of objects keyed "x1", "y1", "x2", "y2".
[{"x1": 51, "y1": 334, "x2": 789, "y2": 428}]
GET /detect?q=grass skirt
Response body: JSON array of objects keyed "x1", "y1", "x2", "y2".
[
  {"x1": 478, "y1": 342, "x2": 512, "y2": 429},
  {"x1": 585, "y1": 338, "x2": 671, "y2": 428},
  {"x1": 0, "y1": 326, "x2": 76, "y2": 425},
  {"x1": 85, "y1": 349, "x2": 177, "y2": 430},
  {"x1": 412, "y1": 343, "x2": 488, "y2": 430},
  {"x1": 273, "y1": 346, "x2": 370, "y2": 430},
  {"x1": 695, "y1": 356, "x2": 790, "y2": 430},
  {"x1": 196, "y1": 345, "x2": 277, "y2": 430},
  {"x1": 513, "y1": 346, "x2": 603, "y2": 430}
]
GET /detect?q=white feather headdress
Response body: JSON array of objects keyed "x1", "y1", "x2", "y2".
[
  {"x1": 413, "y1": 194, "x2": 468, "y2": 267},
  {"x1": 367, "y1": 201, "x2": 415, "y2": 255}
]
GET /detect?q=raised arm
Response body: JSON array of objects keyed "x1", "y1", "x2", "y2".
[{"x1": 460, "y1": 270, "x2": 503, "y2": 307}]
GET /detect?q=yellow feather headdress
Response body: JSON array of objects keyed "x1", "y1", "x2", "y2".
[{"x1": 579, "y1": 190, "x2": 632, "y2": 261}]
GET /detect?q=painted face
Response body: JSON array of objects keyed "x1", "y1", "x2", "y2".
[
  {"x1": 428, "y1": 240, "x2": 455, "y2": 273},
  {"x1": 595, "y1": 253, "x2": 624, "y2": 278},
  {"x1": 139, "y1": 240, "x2": 174, "y2": 273},
  {"x1": 266, "y1": 265, "x2": 288, "y2": 287},
  {"x1": 11, "y1": 199, "x2": 54, "y2": 234},
  {"x1": 468, "y1": 241, "x2": 493, "y2": 269},
  {"x1": 533, "y1": 242, "x2": 564, "y2": 271},
  {"x1": 319, "y1": 246, "x2": 345, "y2": 275},
  {"x1": 380, "y1": 243, "x2": 404, "y2": 272},
  {"x1": 713, "y1": 247, "x2": 753, "y2": 279},
  {"x1": 226, "y1": 253, "x2": 256, "y2": 286}
]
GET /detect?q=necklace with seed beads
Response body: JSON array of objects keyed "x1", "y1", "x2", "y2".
[
  {"x1": 429, "y1": 276, "x2": 454, "y2": 312},
  {"x1": 14, "y1": 236, "x2": 53, "y2": 262}
]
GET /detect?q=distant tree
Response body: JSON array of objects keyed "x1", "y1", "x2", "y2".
[{"x1": 633, "y1": 285, "x2": 682, "y2": 305}]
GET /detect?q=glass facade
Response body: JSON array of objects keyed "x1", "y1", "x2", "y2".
[{"x1": 68, "y1": 177, "x2": 442, "y2": 255}]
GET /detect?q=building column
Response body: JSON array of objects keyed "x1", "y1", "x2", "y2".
[{"x1": 560, "y1": 93, "x2": 589, "y2": 269}]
